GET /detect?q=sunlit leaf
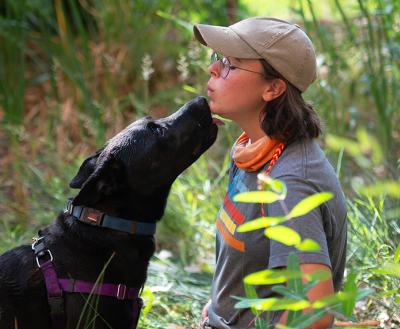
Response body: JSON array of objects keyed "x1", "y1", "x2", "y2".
[
  {"x1": 265, "y1": 226, "x2": 301, "y2": 246},
  {"x1": 312, "y1": 293, "x2": 342, "y2": 308},
  {"x1": 182, "y1": 84, "x2": 198, "y2": 93},
  {"x1": 288, "y1": 192, "x2": 334, "y2": 219},
  {"x1": 235, "y1": 297, "x2": 310, "y2": 311},
  {"x1": 356, "y1": 128, "x2": 383, "y2": 165},
  {"x1": 296, "y1": 239, "x2": 321, "y2": 252},
  {"x1": 326, "y1": 134, "x2": 361, "y2": 157},
  {"x1": 394, "y1": 243, "x2": 400, "y2": 263},
  {"x1": 141, "y1": 286, "x2": 155, "y2": 316},
  {"x1": 237, "y1": 216, "x2": 287, "y2": 232},
  {"x1": 395, "y1": 296, "x2": 400, "y2": 304},
  {"x1": 244, "y1": 269, "x2": 302, "y2": 285},
  {"x1": 358, "y1": 181, "x2": 400, "y2": 199},
  {"x1": 374, "y1": 263, "x2": 400, "y2": 277},
  {"x1": 257, "y1": 174, "x2": 287, "y2": 196},
  {"x1": 234, "y1": 191, "x2": 283, "y2": 203}
]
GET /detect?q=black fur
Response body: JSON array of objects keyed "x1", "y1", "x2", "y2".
[{"x1": 0, "y1": 97, "x2": 218, "y2": 329}]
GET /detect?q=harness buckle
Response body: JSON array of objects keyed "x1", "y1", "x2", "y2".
[
  {"x1": 117, "y1": 284, "x2": 127, "y2": 300},
  {"x1": 35, "y1": 249, "x2": 54, "y2": 268}
]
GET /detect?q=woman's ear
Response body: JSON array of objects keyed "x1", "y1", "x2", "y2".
[{"x1": 262, "y1": 79, "x2": 287, "y2": 102}]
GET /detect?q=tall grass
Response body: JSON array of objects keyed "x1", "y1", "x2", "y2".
[{"x1": 295, "y1": 0, "x2": 400, "y2": 165}]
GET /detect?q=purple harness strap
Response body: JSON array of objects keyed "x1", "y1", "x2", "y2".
[
  {"x1": 32, "y1": 236, "x2": 143, "y2": 329},
  {"x1": 58, "y1": 279, "x2": 140, "y2": 300}
]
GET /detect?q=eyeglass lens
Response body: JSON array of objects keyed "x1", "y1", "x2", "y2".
[{"x1": 210, "y1": 52, "x2": 230, "y2": 78}]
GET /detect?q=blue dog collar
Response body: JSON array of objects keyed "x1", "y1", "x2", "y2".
[{"x1": 65, "y1": 200, "x2": 156, "y2": 235}]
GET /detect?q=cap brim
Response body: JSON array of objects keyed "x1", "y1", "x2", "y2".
[{"x1": 193, "y1": 24, "x2": 260, "y2": 59}]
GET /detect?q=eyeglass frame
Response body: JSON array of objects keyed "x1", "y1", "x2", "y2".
[{"x1": 210, "y1": 52, "x2": 266, "y2": 79}]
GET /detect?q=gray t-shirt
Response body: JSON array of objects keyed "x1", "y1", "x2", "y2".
[{"x1": 208, "y1": 138, "x2": 347, "y2": 329}]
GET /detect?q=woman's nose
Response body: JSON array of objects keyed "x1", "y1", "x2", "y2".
[{"x1": 208, "y1": 61, "x2": 220, "y2": 78}]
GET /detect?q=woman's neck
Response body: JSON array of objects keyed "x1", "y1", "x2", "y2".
[{"x1": 236, "y1": 118, "x2": 267, "y2": 143}]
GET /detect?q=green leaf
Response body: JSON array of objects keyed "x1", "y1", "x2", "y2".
[
  {"x1": 325, "y1": 134, "x2": 362, "y2": 157},
  {"x1": 287, "y1": 307, "x2": 328, "y2": 329},
  {"x1": 394, "y1": 243, "x2": 400, "y2": 263},
  {"x1": 257, "y1": 174, "x2": 287, "y2": 196},
  {"x1": 356, "y1": 128, "x2": 383, "y2": 165},
  {"x1": 376, "y1": 288, "x2": 399, "y2": 298},
  {"x1": 371, "y1": 263, "x2": 400, "y2": 277},
  {"x1": 312, "y1": 294, "x2": 342, "y2": 308},
  {"x1": 341, "y1": 272, "x2": 357, "y2": 317},
  {"x1": 237, "y1": 216, "x2": 287, "y2": 232},
  {"x1": 358, "y1": 181, "x2": 400, "y2": 199},
  {"x1": 296, "y1": 239, "x2": 321, "y2": 252},
  {"x1": 303, "y1": 280, "x2": 319, "y2": 293},
  {"x1": 234, "y1": 297, "x2": 310, "y2": 311},
  {"x1": 271, "y1": 285, "x2": 305, "y2": 300},
  {"x1": 141, "y1": 286, "x2": 155, "y2": 316},
  {"x1": 287, "y1": 253, "x2": 303, "y2": 294},
  {"x1": 234, "y1": 297, "x2": 274, "y2": 309},
  {"x1": 234, "y1": 191, "x2": 283, "y2": 203},
  {"x1": 244, "y1": 269, "x2": 302, "y2": 285},
  {"x1": 288, "y1": 192, "x2": 334, "y2": 219},
  {"x1": 265, "y1": 226, "x2": 301, "y2": 246},
  {"x1": 395, "y1": 296, "x2": 400, "y2": 304},
  {"x1": 285, "y1": 253, "x2": 304, "y2": 324}
]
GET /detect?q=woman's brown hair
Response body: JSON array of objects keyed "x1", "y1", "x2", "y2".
[{"x1": 259, "y1": 59, "x2": 322, "y2": 145}]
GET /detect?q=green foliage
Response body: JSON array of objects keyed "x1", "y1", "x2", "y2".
[
  {"x1": 235, "y1": 183, "x2": 333, "y2": 254},
  {"x1": 295, "y1": 0, "x2": 400, "y2": 160}
]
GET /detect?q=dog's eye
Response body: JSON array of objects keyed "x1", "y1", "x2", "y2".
[{"x1": 147, "y1": 122, "x2": 165, "y2": 136}]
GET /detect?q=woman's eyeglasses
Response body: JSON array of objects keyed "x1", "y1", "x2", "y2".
[{"x1": 210, "y1": 52, "x2": 266, "y2": 79}]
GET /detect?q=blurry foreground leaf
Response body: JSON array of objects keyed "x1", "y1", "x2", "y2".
[
  {"x1": 296, "y1": 239, "x2": 321, "y2": 252},
  {"x1": 244, "y1": 269, "x2": 302, "y2": 285},
  {"x1": 237, "y1": 216, "x2": 286, "y2": 232},
  {"x1": 287, "y1": 193, "x2": 334, "y2": 218},
  {"x1": 265, "y1": 226, "x2": 301, "y2": 246},
  {"x1": 358, "y1": 181, "x2": 400, "y2": 199},
  {"x1": 234, "y1": 191, "x2": 284, "y2": 203}
]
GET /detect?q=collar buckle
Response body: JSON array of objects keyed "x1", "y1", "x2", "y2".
[{"x1": 79, "y1": 207, "x2": 104, "y2": 226}]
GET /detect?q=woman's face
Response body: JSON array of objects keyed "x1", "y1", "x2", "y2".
[{"x1": 207, "y1": 56, "x2": 270, "y2": 122}]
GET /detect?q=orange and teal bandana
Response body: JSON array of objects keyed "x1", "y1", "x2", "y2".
[{"x1": 233, "y1": 132, "x2": 281, "y2": 172}]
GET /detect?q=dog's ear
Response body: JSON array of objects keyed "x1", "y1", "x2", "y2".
[
  {"x1": 71, "y1": 156, "x2": 126, "y2": 206},
  {"x1": 69, "y1": 149, "x2": 103, "y2": 189}
]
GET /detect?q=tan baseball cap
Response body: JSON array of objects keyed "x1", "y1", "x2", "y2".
[{"x1": 193, "y1": 16, "x2": 317, "y2": 92}]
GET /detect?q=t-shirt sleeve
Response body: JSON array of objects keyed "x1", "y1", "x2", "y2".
[{"x1": 266, "y1": 175, "x2": 331, "y2": 269}]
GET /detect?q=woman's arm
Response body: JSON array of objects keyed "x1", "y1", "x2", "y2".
[{"x1": 276, "y1": 263, "x2": 334, "y2": 329}]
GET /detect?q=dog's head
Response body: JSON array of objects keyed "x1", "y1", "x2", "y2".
[{"x1": 69, "y1": 97, "x2": 218, "y2": 221}]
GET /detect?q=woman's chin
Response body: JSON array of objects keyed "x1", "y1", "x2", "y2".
[{"x1": 208, "y1": 100, "x2": 220, "y2": 115}]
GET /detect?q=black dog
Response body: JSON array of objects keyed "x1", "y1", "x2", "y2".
[{"x1": 0, "y1": 97, "x2": 218, "y2": 329}]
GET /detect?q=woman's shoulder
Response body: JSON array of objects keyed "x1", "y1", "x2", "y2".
[{"x1": 270, "y1": 138, "x2": 333, "y2": 180}]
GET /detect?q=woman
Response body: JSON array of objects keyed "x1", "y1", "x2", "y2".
[{"x1": 193, "y1": 17, "x2": 347, "y2": 329}]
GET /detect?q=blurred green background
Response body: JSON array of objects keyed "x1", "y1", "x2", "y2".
[{"x1": 0, "y1": 0, "x2": 399, "y2": 328}]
